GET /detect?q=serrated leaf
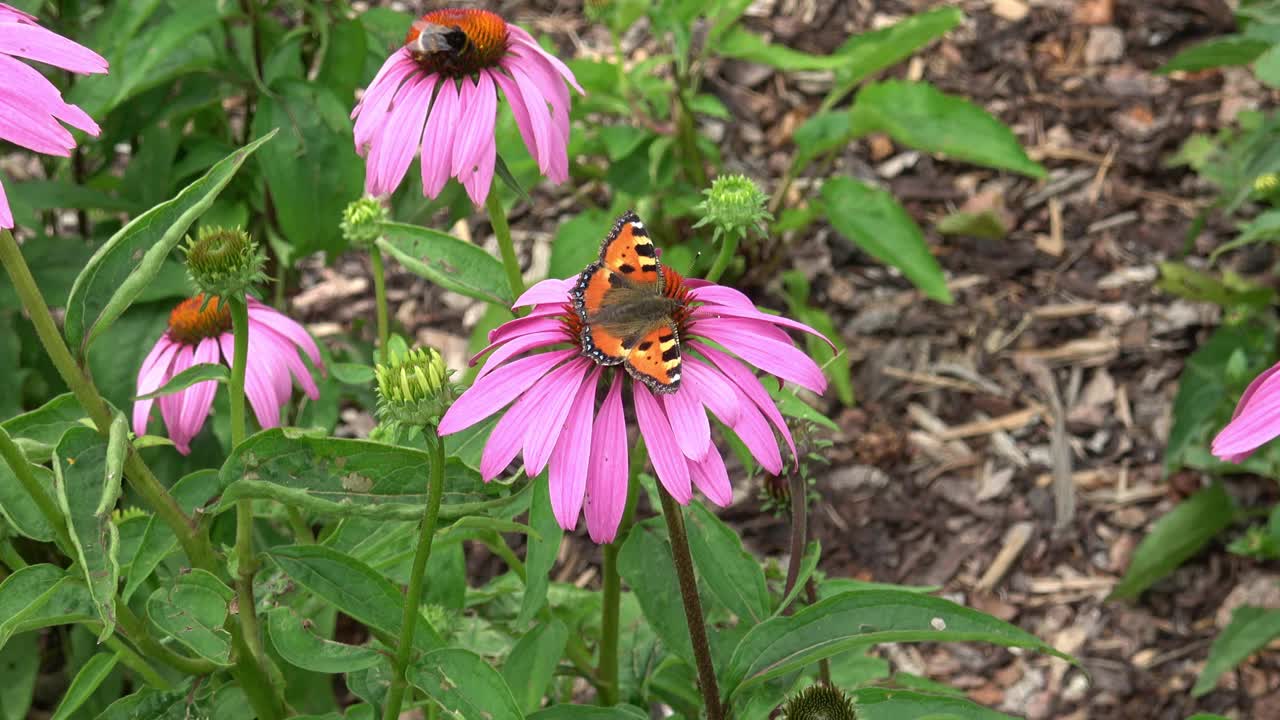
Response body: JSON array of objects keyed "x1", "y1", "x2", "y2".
[
  {"x1": 266, "y1": 607, "x2": 382, "y2": 674},
  {"x1": 1193, "y1": 605, "x2": 1280, "y2": 696},
  {"x1": 146, "y1": 570, "x2": 233, "y2": 665},
  {"x1": 50, "y1": 651, "x2": 118, "y2": 720},
  {"x1": 376, "y1": 223, "x2": 512, "y2": 306},
  {"x1": 502, "y1": 619, "x2": 568, "y2": 713},
  {"x1": 52, "y1": 426, "x2": 121, "y2": 641},
  {"x1": 822, "y1": 176, "x2": 952, "y2": 303},
  {"x1": 850, "y1": 81, "x2": 1045, "y2": 179},
  {"x1": 133, "y1": 363, "x2": 228, "y2": 400},
  {"x1": 1111, "y1": 482, "x2": 1236, "y2": 600},
  {"x1": 63, "y1": 131, "x2": 276, "y2": 356},
  {"x1": 408, "y1": 648, "x2": 524, "y2": 720},
  {"x1": 268, "y1": 544, "x2": 443, "y2": 652},
  {"x1": 724, "y1": 589, "x2": 1071, "y2": 693},
  {"x1": 686, "y1": 502, "x2": 770, "y2": 625}
]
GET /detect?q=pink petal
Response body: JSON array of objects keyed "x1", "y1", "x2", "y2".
[
  {"x1": 692, "y1": 318, "x2": 827, "y2": 394},
  {"x1": 0, "y1": 93, "x2": 75, "y2": 155},
  {"x1": 353, "y1": 52, "x2": 418, "y2": 151},
  {"x1": 0, "y1": 55, "x2": 99, "y2": 135},
  {"x1": 523, "y1": 358, "x2": 590, "y2": 477},
  {"x1": 585, "y1": 373, "x2": 628, "y2": 543},
  {"x1": 503, "y1": 63, "x2": 553, "y2": 175},
  {"x1": 176, "y1": 338, "x2": 220, "y2": 445},
  {"x1": 506, "y1": 25, "x2": 585, "y2": 94},
  {"x1": 419, "y1": 78, "x2": 459, "y2": 198},
  {"x1": 0, "y1": 21, "x2": 108, "y2": 74},
  {"x1": 0, "y1": 173, "x2": 10, "y2": 228},
  {"x1": 633, "y1": 384, "x2": 691, "y2": 503},
  {"x1": 438, "y1": 349, "x2": 576, "y2": 435},
  {"x1": 487, "y1": 315, "x2": 563, "y2": 345},
  {"x1": 732, "y1": 398, "x2": 783, "y2": 476},
  {"x1": 690, "y1": 448, "x2": 732, "y2": 507},
  {"x1": 682, "y1": 358, "x2": 740, "y2": 426},
  {"x1": 1213, "y1": 362, "x2": 1280, "y2": 462},
  {"x1": 158, "y1": 345, "x2": 194, "y2": 453},
  {"x1": 501, "y1": 52, "x2": 569, "y2": 180},
  {"x1": 687, "y1": 283, "x2": 754, "y2": 309},
  {"x1": 548, "y1": 367, "x2": 601, "y2": 531},
  {"x1": 462, "y1": 132, "x2": 496, "y2": 206},
  {"x1": 690, "y1": 303, "x2": 835, "y2": 350},
  {"x1": 452, "y1": 72, "x2": 497, "y2": 184},
  {"x1": 365, "y1": 73, "x2": 436, "y2": 196},
  {"x1": 255, "y1": 324, "x2": 319, "y2": 400},
  {"x1": 692, "y1": 342, "x2": 797, "y2": 467},
  {"x1": 479, "y1": 364, "x2": 576, "y2": 481},
  {"x1": 491, "y1": 69, "x2": 539, "y2": 171},
  {"x1": 132, "y1": 339, "x2": 178, "y2": 438},
  {"x1": 220, "y1": 333, "x2": 279, "y2": 431},
  {"x1": 473, "y1": 331, "x2": 566, "y2": 380},
  {"x1": 514, "y1": 278, "x2": 574, "y2": 308},
  {"x1": 662, "y1": 385, "x2": 711, "y2": 461},
  {"x1": 248, "y1": 301, "x2": 323, "y2": 369}
]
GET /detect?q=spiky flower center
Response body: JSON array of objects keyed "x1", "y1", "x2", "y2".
[
  {"x1": 405, "y1": 9, "x2": 509, "y2": 78},
  {"x1": 168, "y1": 295, "x2": 232, "y2": 345}
]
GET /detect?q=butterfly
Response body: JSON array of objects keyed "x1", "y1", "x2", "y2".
[{"x1": 570, "y1": 212, "x2": 684, "y2": 394}]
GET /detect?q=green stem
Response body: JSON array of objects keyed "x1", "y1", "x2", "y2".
[
  {"x1": 115, "y1": 604, "x2": 218, "y2": 676},
  {"x1": 370, "y1": 245, "x2": 391, "y2": 363},
  {"x1": 597, "y1": 476, "x2": 639, "y2": 706},
  {"x1": 481, "y1": 532, "x2": 526, "y2": 582},
  {"x1": 703, "y1": 231, "x2": 740, "y2": 284},
  {"x1": 287, "y1": 507, "x2": 314, "y2": 543},
  {"x1": 102, "y1": 634, "x2": 170, "y2": 689},
  {"x1": 383, "y1": 430, "x2": 446, "y2": 720},
  {"x1": 485, "y1": 192, "x2": 525, "y2": 303},
  {"x1": 0, "y1": 230, "x2": 213, "y2": 570},
  {"x1": 783, "y1": 471, "x2": 807, "y2": 600},
  {"x1": 0, "y1": 427, "x2": 73, "y2": 552},
  {"x1": 657, "y1": 489, "x2": 723, "y2": 720},
  {"x1": 0, "y1": 540, "x2": 26, "y2": 571}
]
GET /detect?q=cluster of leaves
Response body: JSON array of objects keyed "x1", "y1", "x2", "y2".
[{"x1": 0, "y1": 0, "x2": 1072, "y2": 718}]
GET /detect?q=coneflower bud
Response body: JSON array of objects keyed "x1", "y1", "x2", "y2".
[
  {"x1": 375, "y1": 346, "x2": 454, "y2": 428},
  {"x1": 780, "y1": 684, "x2": 857, "y2": 720},
  {"x1": 340, "y1": 197, "x2": 388, "y2": 248},
  {"x1": 693, "y1": 173, "x2": 773, "y2": 244},
  {"x1": 182, "y1": 226, "x2": 266, "y2": 299}
]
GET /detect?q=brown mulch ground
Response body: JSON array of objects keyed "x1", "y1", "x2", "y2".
[{"x1": 282, "y1": 1, "x2": 1280, "y2": 718}]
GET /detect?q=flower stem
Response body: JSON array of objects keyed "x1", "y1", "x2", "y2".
[
  {"x1": 783, "y1": 471, "x2": 807, "y2": 599},
  {"x1": 0, "y1": 427, "x2": 73, "y2": 552},
  {"x1": 703, "y1": 231, "x2": 740, "y2": 285},
  {"x1": 597, "y1": 476, "x2": 639, "y2": 706},
  {"x1": 0, "y1": 229, "x2": 213, "y2": 570},
  {"x1": 101, "y1": 633, "x2": 170, "y2": 690},
  {"x1": 370, "y1": 245, "x2": 391, "y2": 363},
  {"x1": 227, "y1": 296, "x2": 268, "y2": 679},
  {"x1": 657, "y1": 489, "x2": 723, "y2": 720},
  {"x1": 485, "y1": 192, "x2": 525, "y2": 303},
  {"x1": 383, "y1": 430, "x2": 446, "y2": 720},
  {"x1": 0, "y1": 540, "x2": 26, "y2": 571}
]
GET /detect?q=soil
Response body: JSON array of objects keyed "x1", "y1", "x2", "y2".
[{"x1": 285, "y1": 1, "x2": 1280, "y2": 718}]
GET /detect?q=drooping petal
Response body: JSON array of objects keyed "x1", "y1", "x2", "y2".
[
  {"x1": 439, "y1": 349, "x2": 577, "y2": 435},
  {"x1": 473, "y1": 330, "x2": 566, "y2": 380},
  {"x1": 247, "y1": 300, "x2": 323, "y2": 369},
  {"x1": 220, "y1": 333, "x2": 280, "y2": 431},
  {"x1": 690, "y1": 447, "x2": 732, "y2": 507},
  {"x1": 175, "y1": 337, "x2": 221, "y2": 447},
  {"x1": 732, "y1": 398, "x2": 783, "y2": 476},
  {"x1": 548, "y1": 367, "x2": 601, "y2": 531},
  {"x1": 0, "y1": 173, "x2": 10, "y2": 228},
  {"x1": 633, "y1": 384, "x2": 691, "y2": 503},
  {"x1": 0, "y1": 93, "x2": 75, "y2": 155},
  {"x1": 682, "y1": 357, "x2": 740, "y2": 426},
  {"x1": 132, "y1": 339, "x2": 178, "y2": 438},
  {"x1": 353, "y1": 52, "x2": 418, "y2": 150},
  {"x1": 462, "y1": 132, "x2": 496, "y2": 206},
  {"x1": 585, "y1": 373, "x2": 628, "y2": 543},
  {"x1": 419, "y1": 77, "x2": 459, "y2": 198},
  {"x1": 487, "y1": 315, "x2": 563, "y2": 345},
  {"x1": 0, "y1": 54, "x2": 99, "y2": 135},
  {"x1": 523, "y1": 358, "x2": 590, "y2": 477},
  {"x1": 366, "y1": 73, "x2": 437, "y2": 196},
  {"x1": 452, "y1": 72, "x2": 497, "y2": 186},
  {"x1": 692, "y1": 317, "x2": 827, "y2": 394},
  {"x1": 480, "y1": 363, "x2": 576, "y2": 481},
  {"x1": 1213, "y1": 362, "x2": 1280, "y2": 462},
  {"x1": 255, "y1": 323, "x2": 319, "y2": 400},
  {"x1": 690, "y1": 302, "x2": 836, "y2": 350},
  {"x1": 491, "y1": 68, "x2": 539, "y2": 171},
  {"x1": 501, "y1": 50, "x2": 569, "y2": 180},
  {"x1": 506, "y1": 25, "x2": 584, "y2": 94},
  {"x1": 158, "y1": 345, "x2": 195, "y2": 453},
  {"x1": 0, "y1": 19, "x2": 109, "y2": 74},
  {"x1": 693, "y1": 341, "x2": 797, "y2": 466},
  {"x1": 662, "y1": 385, "x2": 710, "y2": 461},
  {"x1": 514, "y1": 277, "x2": 574, "y2": 308}
]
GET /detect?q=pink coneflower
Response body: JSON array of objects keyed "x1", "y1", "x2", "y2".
[
  {"x1": 438, "y1": 248, "x2": 831, "y2": 543},
  {"x1": 133, "y1": 295, "x2": 324, "y2": 454},
  {"x1": 1212, "y1": 363, "x2": 1280, "y2": 463},
  {"x1": 0, "y1": 3, "x2": 107, "y2": 229},
  {"x1": 351, "y1": 8, "x2": 582, "y2": 205}
]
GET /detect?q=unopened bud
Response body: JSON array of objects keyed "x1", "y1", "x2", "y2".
[
  {"x1": 375, "y1": 346, "x2": 454, "y2": 428},
  {"x1": 182, "y1": 226, "x2": 266, "y2": 299},
  {"x1": 693, "y1": 173, "x2": 773, "y2": 243},
  {"x1": 341, "y1": 197, "x2": 388, "y2": 248}
]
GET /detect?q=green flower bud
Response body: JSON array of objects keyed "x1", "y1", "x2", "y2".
[
  {"x1": 182, "y1": 226, "x2": 266, "y2": 299},
  {"x1": 693, "y1": 173, "x2": 773, "y2": 243},
  {"x1": 375, "y1": 346, "x2": 455, "y2": 428},
  {"x1": 781, "y1": 684, "x2": 857, "y2": 720},
  {"x1": 341, "y1": 197, "x2": 388, "y2": 248}
]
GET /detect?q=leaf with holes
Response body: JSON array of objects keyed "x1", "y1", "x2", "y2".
[{"x1": 408, "y1": 648, "x2": 524, "y2": 720}]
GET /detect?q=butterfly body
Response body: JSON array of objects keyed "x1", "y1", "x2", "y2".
[{"x1": 571, "y1": 212, "x2": 684, "y2": 394}]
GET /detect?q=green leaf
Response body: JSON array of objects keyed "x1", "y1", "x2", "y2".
[
  {"x1": 502, "y1": 619, "x2": 569, "y2": 713},
  {"x1": 266, "y1": 607, "x2": 382, "y2": 674},
  {"x1": 52, "y1": 426, "x2": 121, "y2": 641},
  {"x1": 50, "y1": 652, "x2": 119, "y2": 720},
  {"x1": 0, "y1": 632, "x2": 38, "y2": 720},
  {"x1": 1111, "y1": 482, "x2": 1236, "y2": 600},
  {"x1": 792, "y1": 111, "x2": 857, "y2": 170},
  {"x1": 268, "y1": 544, "x2": 443, "y2": 652},
  {"x1": 528, "y1": 707, "x2": 649, "y2": 720},
  {"x1": 936, "y1": 210, "x2": 1008, "y2": 240},
  {"x1": 217, "y1": 428, "x2": 499, "y2": 521},
  {"x1": 133, "y1": 363, "x2": 228, "y2": 400},
  {"x1": 0, "y1": 565, "x2": 95, "y2": 649},
  {"x1": 724, "y1": 589, "x2": 1070, "y2": 693},
  {"x1": 252, "y1": 82, "x2": 364, "y2": 256},
  {"x1": 0, "y1": 427, "x2": 57, "y2": 542},
  {"x1": 1255, "y1": 44, "x2": 1280, "y2": 88},
  {"x1": 775, "y1": 540, "x2": 821, "y2": 616},
  {"x1": 1157, "y1": 261, "x2": 1275, "y2": 310},
  {"x1": 122, "y1": 469, "x2": 221, "y2": 602},
  {"x1": 686, "y1": 502, "x2": 770, "y2": 625},
  {"x1": 1211, "y1": 209, "x2": 1280, "y2": 262},
  {"x1": 1193, "y1": 605, "x2": 1280, "y2": 696},
  {"x1": 1159, "y1": 36, "x2": 1270, "y2": 73},
  {"x1": 63, "y1": 131, "x2": 276, "y2": 356},
  {"x1": 821, "y1": 176, "x2": 952, "y2": 303},
  {"x1": 831, "y1": 8, "x2": 964, "y2": 93},
  {"x1": 1, "y1": 393, "x2": 88, "y2": 463},
  {"x1": 146, "y1": 569, "x2": 234, "y2": 666},
  {"x1": 330, "y1": 362, "x2": 376, "y2": 385},
  {"x1": 852, "y1": 687, "x2": 1020, "y2": 719},
  {"x1": 850, "y1": 81, "x2": 1045, "y2": 179},
  {"x1": 517, "y1": 478, "x2": 563, "y2": 625},
  {"x1": 408, "y1": 648, "x2": 524, "y2": 720},
  {"x1": 549, "y1": 209, "x2": 613, "y2": 280},
  {"x1": 617, "y1": 518, "x2": 695, "y2": 664},
  {"x1": 376, "y1": 223, "x2": 513, "y2": 306},
  {"x1": 718, "y1": 27, "x2": 851, "y2": 70}
]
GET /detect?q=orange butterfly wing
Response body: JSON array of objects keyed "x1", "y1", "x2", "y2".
[
  {"x1": 572, "y1": 264, "x2": 628, "y2": 364},
  {"x1": 598, "y1": 212, "x2": 661, "y2": 287},
  {"x1": 624, "y1": 322, "x2": 681, "y2": 393}
]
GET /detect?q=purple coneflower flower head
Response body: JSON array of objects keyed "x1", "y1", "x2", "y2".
[
  {"x1": 1212, "y1": 362, "x2": 1280, "y2": 463},
  {"x1": 0, "y1": 3, "x2": 107, "y2": 228},
  {"x1": 437, "y1": 268, "x2": 832, "y2": 544},
  {"x1": 133, "y1": 295, "x2": 324, "y2": 454},
  {"x1": 351, "y1": 8, "x2": 582, "y2": 206}
]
